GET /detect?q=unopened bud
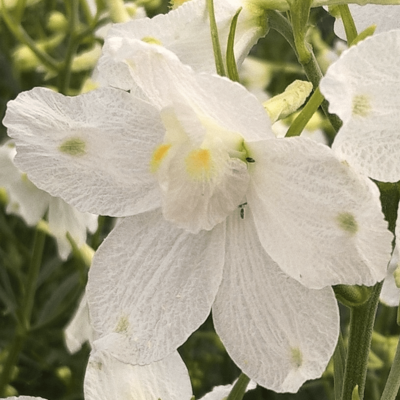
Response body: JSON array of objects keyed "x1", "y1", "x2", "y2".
[{"x1": 263, "y1": 80, "x2": 313, "y2": 123}]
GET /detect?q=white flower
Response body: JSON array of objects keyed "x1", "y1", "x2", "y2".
[
  {"x1": 85, "y1": 349, "x2": 193, "y2": 400},
  {"x1": 65, "y1": 294, "x2": 254, "y2": 400},
  {"x1": 0, "y1": 141, "x2": 98, "y2": 260},
  {"x1": 0, "y1": 351, "x2": 193, "y2": 400},
  {"x1": 97, "y1": 0, "x2": 268, "y2": 83},
  {"x1": 4, "y1": 39, "x2": 392, "y2": 392},
  {"x1": 320, "y1": 29, "x2": 400, "y2": 182}
]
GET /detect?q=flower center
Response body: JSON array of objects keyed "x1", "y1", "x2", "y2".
[
  {"x1": 150, "y1": 107, "x2": 251, "y2": 233},
  {"x1": 185, "y1": 148, "x2": 212, "y2": 180}
]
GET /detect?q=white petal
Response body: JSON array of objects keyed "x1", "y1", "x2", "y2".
[
  {"x1": 157, "y1": 141, "x2": 249, "y2": 233},
  {"x1": 381, "y1": 204, "x2": 400, "y2": 306},
  {"x1": 1, "y1": 398, "x2": 48, "y2": 400},
  {"x1": 0, "y1": 142, "x2": 49, "y2": 225},
  {"x1": 199, "y1": 380, "x2": 256, "y2": 400},
  {"x1": 4, "y1": 86, "x2": 163, "y2": 216},
  {"x1": 247, "y1": 137, "x2": 392, "y2": 289},
  {"x1": 213, "y1": 209, "x2": 339, "y2": 393},
  {"x1": 48, "y1": 197, "x2": 97, "y2": 260},
  {"x1": 87, "y1": 209, "x2": 225, "y2": 365},
  {"x1": 97, "y1": 39, "x2": 273, "y2": 142},
  {"x1": 98, "y1": 0, "x2": 266, "y2": 79},
  {"x1": 85, "y1": 350, "x2": 192, "y2": 400},
  {"x1": 64, "y1": 293, "x2": 95, "y2": 353},
  {"x1": 380, "y1": 246, "x2": 400, "y2": 307},
  {"x1": 320, "y1": 30, "x2": 400, "y2": 182},
  {"x1": 333, "y1": 5, "x2": 400, "y2": 40}
]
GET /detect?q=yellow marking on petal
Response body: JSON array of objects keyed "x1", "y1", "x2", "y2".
[
  {"x1": 141, "y1": 36, "x2": 162, "y2": 46},
  {"x1": 185, "y1": 148, "x2": 212, "y2": 180},
  {"x1": 290, "y1": 347, "x2": 303, "y2": 369},
  {"x1": 150, "y1": 144, "x2": 172, "y2": 173},
  {"x1": 352, "y1": 94, "x2": 371, "y2": 117},
  {"x1": 115, "y1": 315, "x2": 129, "y2": 333},
  {"x1": 59, "y1": 137, "x2": 86, "y2": 156},
  {"x1": 336, "y1": 212, "x2": 358, "y2": 235}
]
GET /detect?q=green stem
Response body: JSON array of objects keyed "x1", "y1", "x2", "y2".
[
  {"x1": 286, "y1": 87, "x2": 324, "y2": 137},
  {"x1": 380, "y1": 335, "x2": 400, "y2": 400},
  {"x1": 80, "y1": 0, "x2": 95, "y2": 25},
  {"x1": 341, "y1": 282, "x2": 383, "y2": 400},
  {"x1": 299, "y1": 51, "x2": 342, "y2": 132},
  {"x1": 14, "y1": 0, "x2": 27, "y2": 24},
  {"x1": 226, "y1": 373, "x2": 251, "y2": 400},
  {"x1": 338, "y1": 5, "x2": 358, "y2": 45},
  {"x1": 0, "y1": 228, "x2": 46, "y2": 396},
  {"x1": 0, "y1": 0, "x2": 60, "y2": 72},
  {"x1": 206, "y1": 0, "x2": 226, "y2": 77},
  {"x1": 267, "y1": 10, "x2": 342, "y2": 133},
  {"x1": 58, "y1": 0, "x2": 80, "y2": 94}
]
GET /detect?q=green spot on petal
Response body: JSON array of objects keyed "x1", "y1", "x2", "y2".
[
  {"x1": 290, "y1": 347, "x2": 303, "y2": 368},
  {"x1": 141, "y1": 36, "x2": 162, "y2": 46},
  {"x1": 59, "y1": 137, "x2": 86, "y2": 156},
  {"x1": 337, "y1": 212, "x2": 358, "y2": 235},
  {"x1": 92, "y1": 361, "x2": 103, "y2": 370},
  {"x1": 115, "y1": 315, "x2": 129, "y2": 333},
  {"x1": 352, "y1": 94, "x2": 371, "y2": 117}
]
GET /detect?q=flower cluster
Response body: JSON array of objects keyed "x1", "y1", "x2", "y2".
[{"x1": 3, "y1": 0, "x2": 400, "y2": 398}]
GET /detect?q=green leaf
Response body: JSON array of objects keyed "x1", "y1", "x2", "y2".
[
  {"x1": 226, "y1": 7, "x2": 242, "y2": 82},
  {"x1": 34, "y1": 272, "x2": 81, "y2": 329},
  {"x1": 350, "y1": 24, "x2": 376, "y2": 46},
  {"x1": 226, "y1": 373, "x2": 250, "y2": 400},
  {"x1": 206, "y1": 0, "x2": 226, "y2": 76},
  {"x1": 337, "y1": 4, "x2": 357, "y2": 45},
  {"x1": 333, "y1": 332, "x2": 346, "y2": 400}
]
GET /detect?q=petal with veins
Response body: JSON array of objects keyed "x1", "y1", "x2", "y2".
[
  {"x1": 85, "y1": 350, "x2": 192, "y2": 400},
  {"x1": 247, "y1": 137, "x2": 392, "y2": 289},
  {"x1": 320, "y1": 30, "x2": 400, "y2": 182},
  {"x1": 87, "y1": 209, "x2": 225, "y2": 365},
  {"x1": 4, "y1": 86, "x2": 163, "y2": 216},
  {"x1": 213, "y1": 209, "x2": 339, "y2": 393}
]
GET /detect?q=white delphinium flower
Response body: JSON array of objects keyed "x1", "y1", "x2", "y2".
[
  {"x1": 332, "y1": 4, "x2": 400, "y2": 41},
  {"x1": 320, "y1": 29, "x2": 400, "y2": 183},
  {"x1": 0, "y1": 141, "x2": 98, "y2": 260},
  {"x1": 97, "y1": 0, "x2": 268, "y2": 81},
  {"x1": 65, "y1": 294, "x2": 254, "y2": 400},
  {"x1": 85, "y1": 350, "x2": 193, "y2": 400},
  {"x1": 4, "y1": 39, "x2": 392, "y2": 392},
  {"x1": 0, "y1": 352, "x2": 193, "y2": 400},
  {"x1": 64, "y1": 294, "x2": 193, "y2": 400}
]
